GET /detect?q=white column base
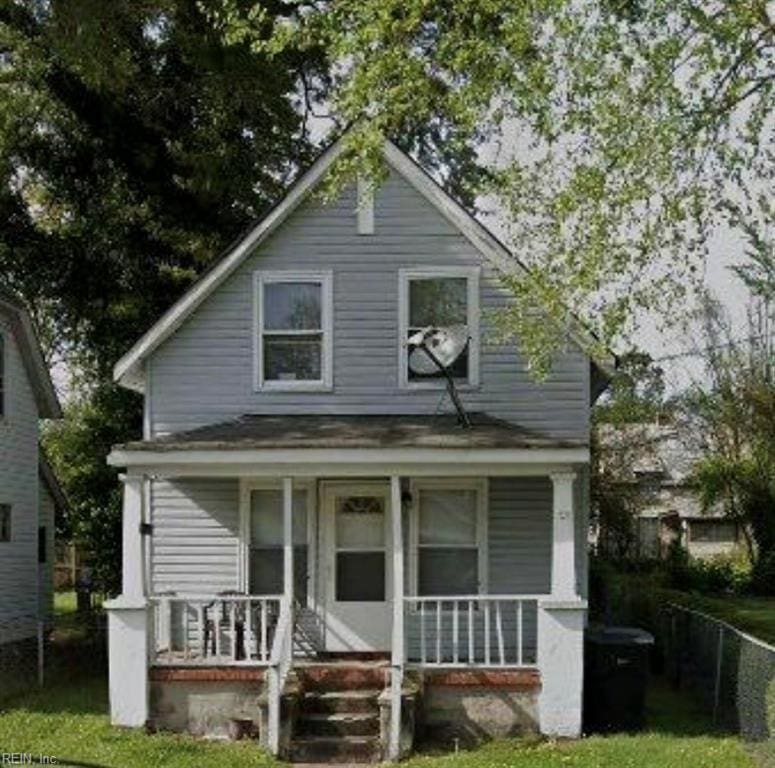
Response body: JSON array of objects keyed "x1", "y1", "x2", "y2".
[
  {"x1": 106, "y1": 597, "x2": 149, "y2": 728},
  {"x1": 538, "y1": 599, "x2": 587, "y2": 738}
]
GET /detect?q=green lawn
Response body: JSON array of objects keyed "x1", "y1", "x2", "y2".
[
  {"x1": 0, "y1": 672, "x2": 761, "y2": 768},
  {"x1": 666, "y1": 591, "x2": 775, "y2": 646}
]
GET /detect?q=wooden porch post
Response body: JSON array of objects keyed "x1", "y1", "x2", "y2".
[
  {"x1": 283, "y1": 477, "x2": 294, "y2": 606},
  {"x1": 549, "y1": 472, "x2": 577, "y2": 599},
  {"x1": 389, "y1": 475, "x2": 404, "y2": 761}
]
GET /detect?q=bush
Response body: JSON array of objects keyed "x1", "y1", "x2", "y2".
[{"x1": 663, "y1": 542, "x2": 751, "y2": 594}]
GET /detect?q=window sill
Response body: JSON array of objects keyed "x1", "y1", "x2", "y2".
[
  {"x1": 400, "y1": 381, "x2": 480, "y2": 393},
  {"x1": 254, "y1": 382, "x2": 333, "y2": 394}
]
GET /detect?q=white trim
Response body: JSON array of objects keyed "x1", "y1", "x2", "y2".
[
  {"x1": 253, "y1": 270, "x2": 334, "y2": 391},
  {"x1": 0, "y1": 295, "x2": 61, "y2": 418},
  {"x1": 112, "y1": 135, "x2": 614, "y2": 391},
  {"x1": 398, "y1": 266, "x2": 481, "y2": 390},
  {"x1": 110, "y1": 447, "x2": 588, "y2": 472},
  {"x1": 356, "y1": 177, "x2": 375, "y2": 235},
  {"x1": 238, "y1": 478, "x2": 316, "y2": 606},
  {"x1": 408, "y1": 478, "x2": 488, "y2": 598}
]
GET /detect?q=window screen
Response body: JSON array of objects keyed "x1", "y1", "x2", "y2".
[
  {"x1": 407, "y1": 277, "x2": 469, "y2": 380},
  {"x1": 261, "y1": 281, "x2": 324, "y2": 382},
  {"x1": 249, "y1": 489, "x2": 308, "y2": 599},
  {"x1": 417, "y1": 488, "x2": 480, "y2": 596}
]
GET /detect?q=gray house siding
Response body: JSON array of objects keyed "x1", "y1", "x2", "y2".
[
  {"x1": 38, "y1": 484, "x2": 56, "y2": 625},
  {"x1": 149, "y1": 476, "x2": 553, "y2": 660},
  {"x1": 149, "y1": 479, "x2": 240, "y2": 595},
  {"x1": 0, "y1": 313, "x2": 41, "y2": 642},
  {"x1": 147, "y1": 171, "x2": 590, "y2": 439}
]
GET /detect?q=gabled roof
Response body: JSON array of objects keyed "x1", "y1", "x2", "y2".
[
  {"x1": 0, "y1": 289, "x2": 61, "y2": 419},
  {"x1": 114, "y1": 135, "x2": 616, "y2": 391}
]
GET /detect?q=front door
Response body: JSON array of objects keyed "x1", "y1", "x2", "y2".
[{"x1": 321, "y1": 482, "x2": 392, "y2": 651}]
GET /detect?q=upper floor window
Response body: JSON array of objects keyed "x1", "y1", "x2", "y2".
[
  {"x1": 254, "y1": 272, "x2": 333, "y2": 390},
  {"x1": 0, "y1": 504, "x2": 10, "y2": 542},
  {"x1": 398, "y1": 267, "x2": 479, "y2": 388}
]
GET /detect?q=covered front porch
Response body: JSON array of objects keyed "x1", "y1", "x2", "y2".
[{"x1": 106, "y1": 415, "x2": 588, "y2": 760}]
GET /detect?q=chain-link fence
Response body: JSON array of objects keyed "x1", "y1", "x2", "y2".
[
  {"x1": 664, "y1": 603, "x2": 775, "y2": 741},
  {"x1": 0, "y1": 603, "x2": 107, "y2": 705}
]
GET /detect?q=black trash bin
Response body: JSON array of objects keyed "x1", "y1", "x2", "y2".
[{"x1": 584, "y1": 626, "x2": 654, "y2": 733}]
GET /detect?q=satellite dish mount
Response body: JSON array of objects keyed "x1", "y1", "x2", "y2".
[{"x1": 407, "y1": 326, "x2": 472, "y2": 428}]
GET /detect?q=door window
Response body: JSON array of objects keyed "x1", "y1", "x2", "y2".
[{"x1": 335, "y1": 494, "x2": 386, "y2": 602}]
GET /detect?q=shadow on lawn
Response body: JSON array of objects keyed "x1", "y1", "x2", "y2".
[{"x1": 641, "y1": 675, "x2": 732, "y2": 738}]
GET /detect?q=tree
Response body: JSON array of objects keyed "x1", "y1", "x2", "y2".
[
  {"x1": 684, "y1": 295, "x2": 775, "y2": 592},
  {"x1": 0, "y1": 0, "x2": 327, "y2": 593},
  {"x1": 591, "y1": 351, "x2": 670, "y2": 559},
  {"x1": 215, "y1": 0, "x2": 774, "y2": 373}
]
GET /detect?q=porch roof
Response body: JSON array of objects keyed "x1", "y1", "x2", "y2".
[{"x1": 117, "y1": 413, "x2": 586, "y2": 452}]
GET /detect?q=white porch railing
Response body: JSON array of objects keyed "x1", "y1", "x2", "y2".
[
  {"x1": 404, "y1": 595, "x2": 542, "y2": 667},
  {"x1": 266, "y1": 597, "x2": 295, "y2": 755},
  {"x1": 148, "y1": 594, "x2": 283, "y2": 666}
]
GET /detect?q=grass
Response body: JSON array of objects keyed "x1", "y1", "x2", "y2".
[
  {"x1": 0, "y1": 672, "x2": 761, "y2": 768},
  {"x1": 665, "y1": 591, "x2": 775, "y2": 647}
]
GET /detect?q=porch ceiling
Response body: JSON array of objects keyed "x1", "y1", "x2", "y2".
[{"x1": 117, "y1": 413, "x2": 586, "y2": 452}]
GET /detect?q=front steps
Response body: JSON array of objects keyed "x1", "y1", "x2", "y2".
[{"x1": 289, "y1": 663, "x2": 388, "y2": 763}]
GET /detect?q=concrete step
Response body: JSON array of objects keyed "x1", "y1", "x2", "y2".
[
  {"x1": 289, "y1": 735, "x2": 380, "y2": 764},
  {"x1": 296, "y1": 665, "x2": 389, "y2": 691},
  {"x1": 302, "y1": 689, "x2": 381, "y2": 714},
  {"x1": 297, "y1": 712, "x2": 380, "y2": 737}
]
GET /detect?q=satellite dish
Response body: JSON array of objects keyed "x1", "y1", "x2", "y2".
[
  {"x1": 407, "y1": 326, "x2": 472, "y2": 428},
  {"x1": 408, "y1": 325, "x2": 469, "y2": 376}
]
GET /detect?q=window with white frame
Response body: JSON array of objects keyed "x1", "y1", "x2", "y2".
[
  {"x1": 413, "y1": 481, "x2": 486, "y2": 596},
  {"x1": 0, "y1": 504, "x2": 10, "y2": 542},
  {"x1": 255, "y1": 272, "x2": 332, "y2": 389},
  {"x1": 399, "y1": 268, "x2": 479, "y2": 386},
  {"x1": 248, "y1": 488, "x2": 308, "y2": 601}
]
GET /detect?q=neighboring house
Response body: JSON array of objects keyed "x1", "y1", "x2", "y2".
[
  {"x1": 105, "y1": 136, "x2": 615, "y2": 762},
  {"x1": 0, "y1": 290, "x2": 62, "y2": 671},
  {"x1": 595, "y1": 424, "x2": 744, "y2": 560}
]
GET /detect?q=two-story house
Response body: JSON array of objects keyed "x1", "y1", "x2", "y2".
[
  {"x1": 0, "y1": 290, "x2": 63, "y2": 690},
  {"x1": 106, "y1": 137, "x2": 615, "y2": 762}
]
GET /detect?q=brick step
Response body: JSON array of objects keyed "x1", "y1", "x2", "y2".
[
  {"x1": 297, "y1": 712, "x2": 380, "y2": 738},
  {"x1": 289, "y1": 735, "x2": 380, "y2": 764},
  {"x1": 296, "y1": 665, "x2": 389, "y2": 691},
  {"x1": 302, "y1": 689, "x2": 381, "y2": 714}
]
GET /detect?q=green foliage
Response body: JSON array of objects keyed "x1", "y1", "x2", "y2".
[
  {"x1": 42, "y1": 383, "x2": 142, "y2": 595},
  {"x1": 0, "y1": 0, "x2": 326, "y2": 375},
  {"x1": 0, "y1": 673, "x2": 757, "y2": 768},
  {"x1": 214, "y1": 0, "x2": 774, "y2": 367},
  {"x1": 662, "y1": 543, "x2": 752, "y2": 596},
  {"x1": 594, "y1": 351, "x2": 670, "y2": 425},
  {"x1": 684, "y1": 296, "x2": 775, "y2": 587}
]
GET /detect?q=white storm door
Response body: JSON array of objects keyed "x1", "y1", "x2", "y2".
[{"x1": 322, "y1": 482, "x2": 392, "y2": 652}]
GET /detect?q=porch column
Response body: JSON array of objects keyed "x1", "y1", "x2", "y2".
[
  {"x1": 550, "y1": 472, "x2": 577, "y2": 599},
  {"x1": 388, "y1": 475, "x2": 404, "y2": 761},
  {"x1": 283, "y1": 477, "x2": 294, "y2": 605},
  {"x1": 105, "y1": 473, "x2": 149, "y2": 728},
  {"x1": 538, "y1": 471, "x2": 585, "y2": 738}
]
